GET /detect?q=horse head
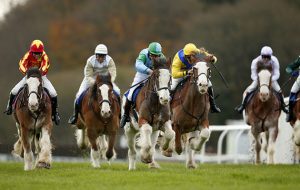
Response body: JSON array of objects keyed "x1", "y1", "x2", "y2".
[
  {"x1": 25, "y1": 67, "x2": 43, "y2": 113},
  {"x1": 191, "y1": 61, "x2": 210, "y2": 94},
  {"x1": 93, "y1": 74, "x2": 114, "y2": 118},
  {"x1": 257, "y1": 60, "x2": 272, "y2": 102},
  {"x1": 151, "y1": 57, "x2": 171, "y2": 105}
]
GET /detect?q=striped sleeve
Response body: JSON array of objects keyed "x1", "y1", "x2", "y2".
[{"x1": 19, "y1": 52, "x2": 30, "y2": 75}]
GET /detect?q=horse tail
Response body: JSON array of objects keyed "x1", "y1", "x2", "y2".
[{"x1": 75, "y1": 129, "x2": 89, "y2": 149}]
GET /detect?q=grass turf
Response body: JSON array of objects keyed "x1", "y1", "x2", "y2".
[{"x1": 0, "y1": 162, "x2": 300, "y2": 190}]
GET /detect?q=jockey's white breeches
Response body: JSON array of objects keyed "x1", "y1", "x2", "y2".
[
  {"x1": 75, "y1": 77, "x2": 120, "y2": 100},
  {"x1": 11, "y1": 76, "x2": 57, "y2": 97},
  {"x1": 127, "y1": 72, "x2": 149, "y2": 101},
  {"x1": 170, "y1": 77, "x2": 212, "y2": 91},
  {"x1": 246, "y1": 80, "x2": 281, "y2": 93},
  {"x1": 291, "y1": 76, "x2": 300, "y2": 93}
]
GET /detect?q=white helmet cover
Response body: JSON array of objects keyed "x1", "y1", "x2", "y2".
[{"x1": 95, "y1": 44, "x2": 108, "y2": 54}]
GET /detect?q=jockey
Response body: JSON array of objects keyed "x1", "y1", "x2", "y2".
[
  {"x1": 120, "y1": 42, "x2": 165, "y2": 128},
  {"x1": 170, "y1": 43, "x2": 221, "y2": 113},
  {"x1": 4, "y1": 39, "x2": 60, "y2": 125},
  {"x1": 68, "y1": 44, "x2": 120, "y2": 125},
  {"x1": 235, "y1": 46, "x2": 288, "y2": 114},
  {"x1": 285, "y1": 55, "x2": 300, "y2": 122}
]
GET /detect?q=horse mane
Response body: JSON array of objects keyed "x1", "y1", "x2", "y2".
[
  {"x1": 91, "y1": 74, "x2": 112, "y2": 99},
  {"x1": 26, "y1": 67, "x2": 42, "y2": 78},
  {"x1": 256, "y1": 59, "x2": 273, "y2": 73},
  {"x1": 152, "y1": 57, "x2": 170, "y2": 70}
]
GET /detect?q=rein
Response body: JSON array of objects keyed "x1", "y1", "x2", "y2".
[{"x1": 178, "y1": 74, "x2": 208, "y2": 128}]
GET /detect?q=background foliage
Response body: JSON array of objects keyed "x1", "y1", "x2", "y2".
[{"x1": 0, "y1": 0, "x2": 299, "y2": 155}]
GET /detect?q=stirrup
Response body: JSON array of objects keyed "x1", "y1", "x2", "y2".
[
  {"x1": 4, "y1": 107, "x2": 12, "y2": 115},
  {"x1": 211, "y1": 105, "x2": 221, "y2": 113},
  {"x1": 68, "y1": 115, "x2": 77, "y2": 125},
  {"x1": 53, "y1": 113, "x2": 60, "y2": 126},
  {"x1": 235, "y1": 105, "x2": 244, "y2": 114}
]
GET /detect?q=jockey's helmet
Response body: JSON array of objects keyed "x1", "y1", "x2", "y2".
[
  {"x1": 148, "y1": 42, "x2": 162, "y2": 56},
  {"x1": 95, "y1": 44, "x2": 108, "y2": 55},
  {"x1": 261, "y1": 46, "x2": 273, "y2": 56},
  {"x1": 183, "y1": 43, "x2": 200, "y2": 56},
  {"x1": 30, "y1": 40, "x2": 44, "y2": 53}
]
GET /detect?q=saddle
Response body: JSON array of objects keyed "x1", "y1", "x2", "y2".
[
  {"x1": 170, "y1": 76, "x2": 190, "y2": 102},
  {"x1": 13, "y1": 87, "x2": 51, "y2": 110}
]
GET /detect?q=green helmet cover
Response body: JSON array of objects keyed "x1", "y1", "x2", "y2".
[{"x1": 148, "y1": 42, "x2": 162, "y2": 55}]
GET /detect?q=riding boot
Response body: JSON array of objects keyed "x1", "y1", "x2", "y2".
[
  {"x1": 286, "y1": 92, "x2": 297, "y2": 122},
  {"x1": 276, "y1": 92, "x2": 289, "y2": 114},
  {"x1": 208, "y1": 87, "x2": 221, "y2": 113},
  {"x1": 120, "y1": 99, "x2": 132, "y2": 128},
  {"x1": 235, "y1": 92, "x2": 253, "y2": 114},
  {"x1": 68, "y1": 103, "x2": 79, "y2": 125},
  {"x1": 51, "y1": 96, "x2": 60, "y2": 126},
  {"x1": 4, "y1": 93, "x2": 16, "y2": 115}
]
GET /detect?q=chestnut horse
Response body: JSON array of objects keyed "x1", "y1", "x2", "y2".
[
  {"x1": 11, "y1": 67, "x2": 53, "y2": 170},
  {"x1": 75, "y1": 74, "x2": 120, "y2": 168},
  {"x1": 123, "y1": 57, "x2": 175, "y2": 170},
  {"x1": 170, "y1": 61, "x2": 211, "y2": 168},
  {"x1": 245, "y1": 60, "x2": 281, "y2": 164},
  {"x1": 289, "y1": 94, "x2": 300, "y2": 163}
]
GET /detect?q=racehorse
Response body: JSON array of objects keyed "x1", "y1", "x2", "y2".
[
  {"x1": 123, "y1": 57, "x2": 175, "y2": 170},
  {"x1": 74, "y1": 74, "x2": 120, "y2": 168},
  {"x1": 289, "y1": 94, "x2": 300, "y2": 163},
  {"x1": 245, "y1": 60, "x2": 281, "y2": 164},
  {"x1": 170, "y1": 61, "x2": 211, "y2": 168},
  {"x1": 11, "y1": 67, "x2": 53, "y2": 170}
]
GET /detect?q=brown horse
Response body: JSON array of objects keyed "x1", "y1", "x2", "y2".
[
  {"x1": 289, "y1": 94, "x2": 300, "y2": 163},
  {"x1": 245, "y1": 60, "x2": 281, "y2": 164},
  {"x1": 11, "y1": 67, "x2": 53, "y2": 170},
  {"x1": 124, "y1": 57, "x2": 175, "y2": 170},
  {"x1": 74, "y1": 74, "x2": 120, "y2": 168},
  {"x1": 170, "y1": 61, "x2": 211, "y2": 168}
]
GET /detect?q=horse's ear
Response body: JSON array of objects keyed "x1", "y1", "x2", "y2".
[{"x1": 166, "y1": 57, "x2": 172, "y2": 69}]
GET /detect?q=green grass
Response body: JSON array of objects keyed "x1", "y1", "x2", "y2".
[{"x1": 0, "y1": 162, "x2": 300, "y2": 190}]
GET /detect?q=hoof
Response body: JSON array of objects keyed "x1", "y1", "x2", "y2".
[
  {"x1": 187, "y1": 164, "x2": 197, "y2": 169},
  {"x1": 141, "y1": 156, "x2": 152, "y2": 164},
  {"x1": 148, "y1": 161, "x2": 160, "y2": 169},
  {"x1": 175, "y1": 147, "x2": 182, "y2": 155},
  {"x1": 162, "y1": 149, "x2": 173, "y2": 157},
  {"x1": 36, "y1": 162, "x2": 51, "y2": 169}
]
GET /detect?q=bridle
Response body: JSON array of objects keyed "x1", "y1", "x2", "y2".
[{"x1": 149, "y1": 69, "x2": 171, "y2": 95}]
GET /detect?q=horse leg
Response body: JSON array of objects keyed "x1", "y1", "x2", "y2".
[
  {"x1": 252, "y1": 131, "x2": 261, "y2": 164},
  {"x1": 21, "y1": 126, "x2": 34, "y2": 171},
  {"x1": 174, "y1": 124, "x2": 182, "y2": 155},
  {"x1": 125, "y1": 125, "x2": 138, "y2": 170},
  {"x1": 140, "y1": 123, "x2": 153, "y2": 164},
  {"x1": 12, "y1": 123, "x2": 24, "y2": 158},
  {"x1": 161, "y1": 120, "x2": 175, "y2": 152},
  {"x1": 189, "y1": 126, "x2": 210, "y2": 151},
  {"x1": 267, "y1": 127, "x2": 277, "y2": 164},
  {"x1": 75, "y1": 129, "x2": 89, "y2": 149},
  {"x1": 295, "y1": 145, "x2": 300, "y2": 164},
  {"x1": 106, "y1": 132, "x2": 116, "y2": 161},
  {"x1": 87, "y1": 128, "x2": 100, "y2": 168},
  {"x1": 97, "y1": 135, "x2": 108, "y2": 160},
  {"x1": 36, "y1": 127, "x2": 52, "y2": 169},
  {"x1": 148, "y1": 130, "x2": 160, "y2": 169},
  {"x1": 186, "y1": 134, "x2": 197, "y2": 169}
]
